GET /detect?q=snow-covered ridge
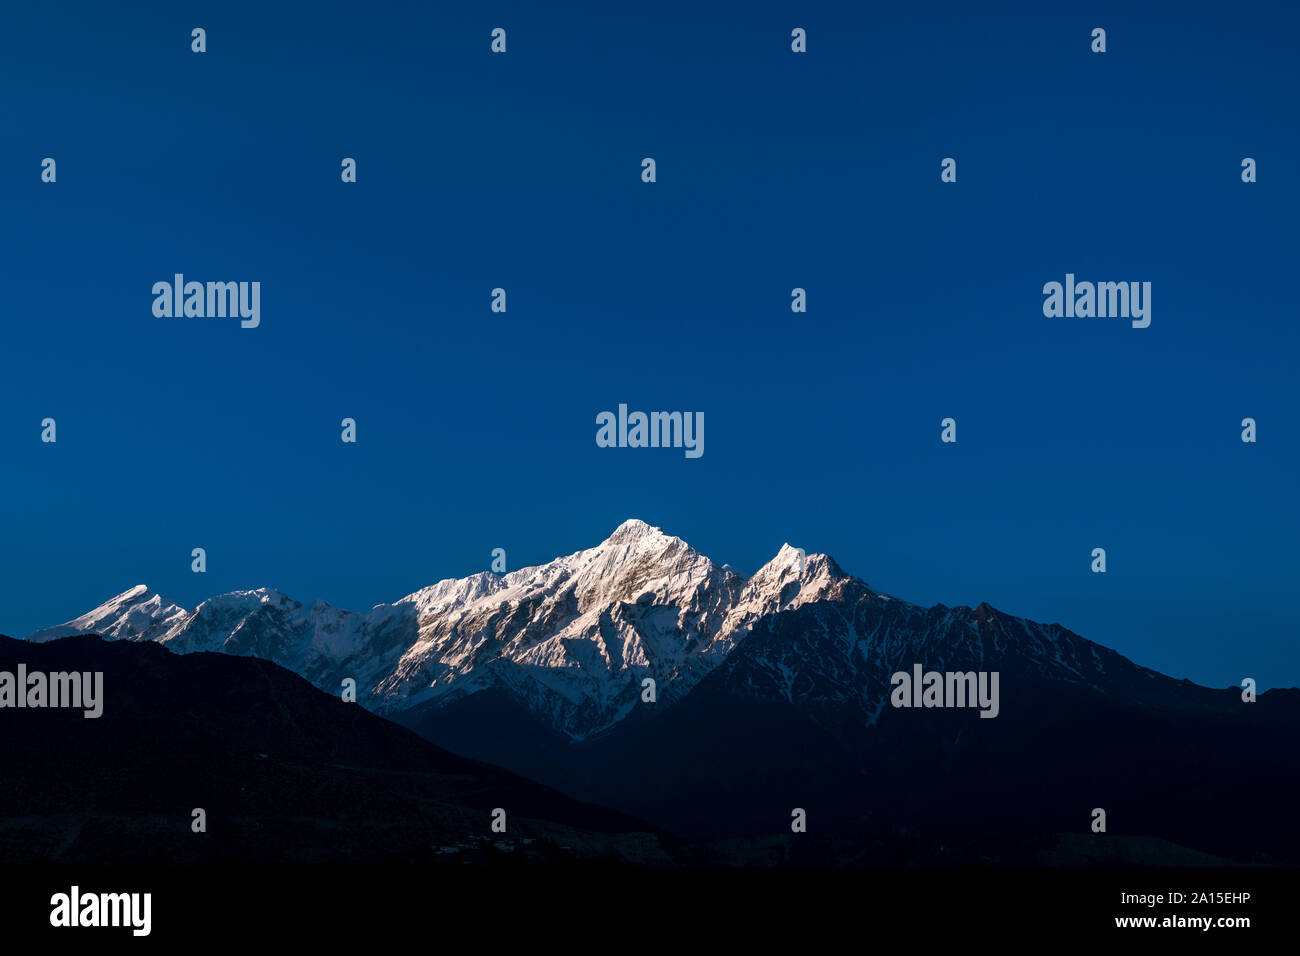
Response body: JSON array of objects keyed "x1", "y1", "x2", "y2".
[
  {"x1": 28, "y1": 585, "x2": 189, "y2": 644},
  {"x1": 24, "y1": 520, "x2": 856, "y2": 738}
]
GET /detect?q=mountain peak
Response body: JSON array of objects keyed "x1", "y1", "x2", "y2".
[
  {"x1": 195, "y1": 588, "x2": 295, "y2": 614},
  {"x1": 599, "y1": 519, "x2": 694, "y2": 557},
  {"x1": 606, "y1": 518, "x2": 665, "y2": 542},
  {"x1": 753, "y1": 543, "x2": 817, "y2": 582},
  {"x1": 28, "y1": 584, "x2": 188, "y2": 644},
  {"x1": 81, "y1": 584, "x2": 172, "y2": 616},
  {"x1": 773, "y1": 543, "x2": 803, "y2": 565},
  {"x1": 88, "y1": 584, "x2": 159, "y2": 609}
]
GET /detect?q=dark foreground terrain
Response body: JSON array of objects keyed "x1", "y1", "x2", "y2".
[{"x1": 0, "y1": 634, "x2": 670, "y2": 863}]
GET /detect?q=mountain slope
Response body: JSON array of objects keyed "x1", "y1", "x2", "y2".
[
  {"x1": 550, "y1": 596, "x2": 1300, "y2": 860},
  {"x1": 0, "y1": 633, "x2": 670, "y2": 863}
]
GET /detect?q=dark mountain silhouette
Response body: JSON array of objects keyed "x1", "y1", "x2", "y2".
[
  {"x1": 0, "y1": 634, "x2": 671, "y2": 864},
  {"x1": 400, "y1": 597, "x2": 1300, "y2": 865}
]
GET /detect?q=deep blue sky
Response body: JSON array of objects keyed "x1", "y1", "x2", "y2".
[{"x1": 2, "y1": 1, "x2": 1296, "y2": 689}]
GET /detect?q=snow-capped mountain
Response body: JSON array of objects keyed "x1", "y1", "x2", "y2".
[
  {"x1": 28, "y1": 585, "x2": 189, "y2": 644},
  {"x1": 21, "y1": 518, "x2": 1195, "y2": 743},
  {"x1": 25, "y1": 519, "x2": 848, "y2": 738}
]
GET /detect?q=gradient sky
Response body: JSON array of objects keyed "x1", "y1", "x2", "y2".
[{"x1": 2, "y1": 1, "x2": 1296, "y2": 689}]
